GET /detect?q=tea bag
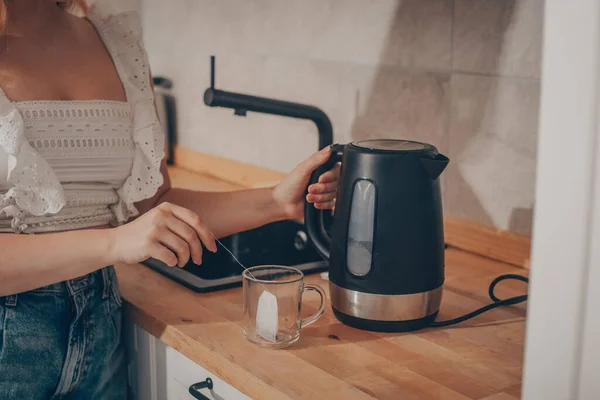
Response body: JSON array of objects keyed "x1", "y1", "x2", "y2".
[
  {"x1": 213, "y1": 234, "x2": 279, "y2": 342},
  {"x1": 255, "y1": 290, "x2": 278, "y2": 342}
]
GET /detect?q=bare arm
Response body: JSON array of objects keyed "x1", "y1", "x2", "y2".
[
  {"x1": 0, "y1": 199, "x2": 217, "y2": 296},
  {"x1": 160, "y1": 187, "x2": 285, "y2": 239},
  {"x1": 136, "y1": 161, "x2": 284, "y2": 238},
  {"x1": 138, "y1": 148, "x2": 338, "y2": 239},
  {"x1": 0, "y1": 230, "x2": 114, "y2": 296}
]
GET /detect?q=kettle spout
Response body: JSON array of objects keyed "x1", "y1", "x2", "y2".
[{"x1": 420, "y1": 154, "x2": 449, "y2": 180}]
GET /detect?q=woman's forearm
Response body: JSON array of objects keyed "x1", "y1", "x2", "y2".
[
  {"x1": 159, "y1": 187, "x2": 287, "y2": 238},
  {"x1": 0, "y1": 229, "x2": 114, "y2": 296}
]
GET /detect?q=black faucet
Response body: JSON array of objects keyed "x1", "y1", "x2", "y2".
[{"x1": 203, "y1": 56, "x2": 333, "y2": 150}]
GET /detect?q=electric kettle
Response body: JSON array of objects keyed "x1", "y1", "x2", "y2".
[{"x1": 305, "y1": 139, "x2": 450, "y2": 332}]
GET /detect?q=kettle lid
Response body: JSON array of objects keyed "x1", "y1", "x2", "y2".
[{"x1": 352, "y1": 139, "x2": 437, "y2": 154}]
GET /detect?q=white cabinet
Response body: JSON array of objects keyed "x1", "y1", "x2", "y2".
[
  {"x1": 164, "y1": 346, "x2": 250, "y2": 400},
  {"x1": 126, "y1": 320, "x2": 250, "y2": 400}
]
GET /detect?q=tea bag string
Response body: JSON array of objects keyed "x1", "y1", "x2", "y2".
[{"x1": 212, "y1": 233, "x2": 268, "y2": 291}]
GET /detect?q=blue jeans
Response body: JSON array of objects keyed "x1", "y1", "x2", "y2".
[{"x1": 0, "y1": 267, "x2": 128, "y2": 399}]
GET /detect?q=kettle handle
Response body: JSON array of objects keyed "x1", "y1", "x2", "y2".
[{"x1": 304, "y1": 144, "x2": 345, "y2": 260}]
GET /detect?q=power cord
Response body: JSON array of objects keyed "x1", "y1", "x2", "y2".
[{"x1": 429, "y1": 274, "x2": 529, "y2": 327}]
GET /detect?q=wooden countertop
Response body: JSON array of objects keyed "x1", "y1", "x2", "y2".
[{"x1": 116, "y1": 165, "x2": 529, "y2": 400}]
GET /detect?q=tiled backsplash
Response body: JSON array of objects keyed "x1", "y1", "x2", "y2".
[{"x1": 140, "y1": 0, "x2": 543, "y2": 235}]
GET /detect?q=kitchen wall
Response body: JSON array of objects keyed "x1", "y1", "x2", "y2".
[{"x1": 139, "y1": 0, "x2": 543, "y2": 235}]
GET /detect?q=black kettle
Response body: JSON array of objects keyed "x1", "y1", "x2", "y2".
[{"x1": 305, "y1": 139, "x2": 450, "y2": 332}]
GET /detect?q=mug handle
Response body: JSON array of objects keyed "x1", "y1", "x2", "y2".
[{"x1": 300, "y1": 284, "x2": 326, "y2": 328}]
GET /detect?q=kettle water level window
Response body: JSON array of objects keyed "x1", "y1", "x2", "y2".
[{"x1": 347, "y1": 179, "x2": 376, "y2": 277}]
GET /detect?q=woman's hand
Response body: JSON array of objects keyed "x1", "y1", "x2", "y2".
[
  {"x1": 272, "y1": 146, "x2": 341, "y2": 221},
  {"x1": 108, "y1": 202, "x2": 218, "y2": 267}
]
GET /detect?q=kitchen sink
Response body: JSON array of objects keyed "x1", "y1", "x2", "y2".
[{"x1": 142, "y1": 220, "x2": 327, "y2": 292}]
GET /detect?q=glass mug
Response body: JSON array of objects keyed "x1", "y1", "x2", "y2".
[{"x1": 242, "y1": 266, "x2": 326, "y2": 349}]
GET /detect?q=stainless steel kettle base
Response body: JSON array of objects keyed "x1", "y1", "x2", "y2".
[
  {"x1": 329, "y1": 282, "x2": 443, "y2": 321},
  {"x1": 332, "y1": 308, "x2": 439, "y2": 332},
  {"x1": 329, "y1": 282, "x2": 442, "y2": 332}
]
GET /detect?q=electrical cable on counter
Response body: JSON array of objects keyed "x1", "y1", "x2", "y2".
[{"x1": 430, "y1": 274, "x2": 529, "y2": 327}]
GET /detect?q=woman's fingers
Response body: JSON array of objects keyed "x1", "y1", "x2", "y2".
[
  {"x1": 307, "y1": 192, "x2": 336, "y2": 203},
  {"x1": 166, "y1": 217, "x2": 203, "y2": 265},
  {"x1": 315, "y1": 200, "x2": 335, "y2": 210},
  {"x1": 161, "y1": 203, "x2": 217, "y2": 253},
  {"x1": 309, "y1": 164, "x2": 340, "y2": 197},
  {"x1": 149, "y1": 244, "x2": 178, "y2": 268},
  {"x1": 159, "y1": 230, "x2": 191, "y2": 267},
  {"x1": 318, "y1": 164, "x2": 341, "y2": 183},
  {"x1": 307, "y1": 162, "x2": 339, "y2": 206},
  {"x1": 308, "y1": 181, "x2": 338, "y2": 194}
]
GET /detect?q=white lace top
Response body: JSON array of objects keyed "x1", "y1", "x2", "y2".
[{"x1": 0, "y1": 3, "x2": 165, "y2": 234}]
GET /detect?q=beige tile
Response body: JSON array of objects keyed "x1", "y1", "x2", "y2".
[
  {"x1": 259, "y1": 117, "x2": 322, "y2": 173},
  {"x1": 450, "y1": 74, "x2": 540, "y2": 158},
  {"x1": 179, "y1": 107, "x2": 263, "y2": 168},
  {"x1": 221, "y1": 55, "x2": 357, "y2": 172},
  {"x1": 255, "y1": 62, "x2": 451, "y2": 170},
  {"x1": 141, "y1": 0, "x2": 199, "y2": 74},
  {"x1": 140, "y1": 0, "x2": 542, "y2": 235},
  {"x1": 163, "y1": 45, "x2": 452, "y2": 172},
  {"x1": 453, "y1": 0, "x2": 544, "y2": 78},
  {"x1": 350, "y1": 66, "x2": 450, "y2": 154},
  {"x1": 241, "y1": 0, "x2": 397, "y2": 65},
  {"x1": 443, "y1": 133, "x2": 537, "y2": 235},
  {"x1": 142, "y1": 0, "x2": 451, "y2": 70},
  {"x1": 446, "y1": 74, "x2": 539, "y2": 234},
  {"x1": 378, "y1": 0, "x2": 453, "y2": 70},
  {"x1": 160, "y1": 43, "x2": 452, "y2": 171},
  {"x1": 162, "y1": 50, "x2": 359, "y2": 172},
  {"x1": 442, "y1": 161, "x2": 497, "y2": 229},
  {"x1": 300, "y1": 0, "x2": 452, "y2": 70}
]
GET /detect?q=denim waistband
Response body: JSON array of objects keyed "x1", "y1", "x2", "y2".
[{"x1": 4, "y1": 267, "x2": 116, "y2": 307}]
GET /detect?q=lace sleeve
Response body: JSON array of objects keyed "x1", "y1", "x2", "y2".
[
  {"x1": 0, "y1": 91, "x2": 66, "y2": 233},
  {"x1": 88, "y1": 4, "x2": 165, "y2": 223}
]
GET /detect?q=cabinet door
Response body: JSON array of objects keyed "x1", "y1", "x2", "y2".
[
  {"x1": 165, "y1": 346, "x2": 251, "y2": 400},
  {"x1": 126, "y1": 322, "x2": 250, "y2": 400}
]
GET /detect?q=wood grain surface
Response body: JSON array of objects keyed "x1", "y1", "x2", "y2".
[
  {"x1": 116, "y1": 248, "x2": 527, "y2": 400},
  {"x1": 115, "y1": 166, "x2": 529, "y2": 399}
]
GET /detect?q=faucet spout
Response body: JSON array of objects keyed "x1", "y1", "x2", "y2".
[{"x1": 203, "y1": 56, "x2": 333, "y2": 150}]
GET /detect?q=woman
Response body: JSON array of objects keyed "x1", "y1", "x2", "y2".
[{"x1": 0, "y1": 0, "x2": 339, "y2": 398}]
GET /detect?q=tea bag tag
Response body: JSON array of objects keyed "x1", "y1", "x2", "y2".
[{"x1": 255, "y1": 290, "x2": 278, "y2": 342}]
